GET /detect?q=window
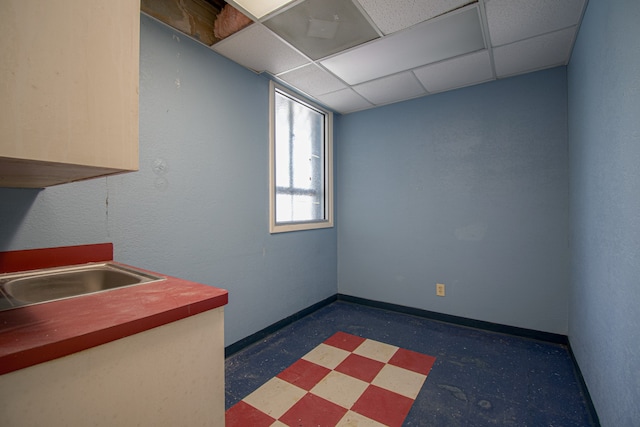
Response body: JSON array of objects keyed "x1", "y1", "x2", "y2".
[{"x1": 269, "y1": 81, "x2": 333, "y2": 233}]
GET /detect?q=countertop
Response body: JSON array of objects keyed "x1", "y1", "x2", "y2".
[{"x1": 0, "y1": 243, "x2": 228, "y2": 375}]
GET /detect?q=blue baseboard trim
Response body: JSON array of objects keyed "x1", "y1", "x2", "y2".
[
  {"x1": 336, "y1": 294, "x2": 569, "y2": 345},
  {"x1": 566, "y1": 341, "x2": 602, "y2": 426},
  {"x1": 224, "y1": 294, "x2": 337, "y2": 358},
  {"x1": 225, "y1": 293, "x2": 570, "y2": 357}
]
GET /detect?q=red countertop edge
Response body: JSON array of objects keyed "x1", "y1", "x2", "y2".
[
  {"x1": 0, "y1": 243, "x2": 114, "y2": 273},
  {"x1": 0, "y1": 244, "x2": 229, "y2": 376}
]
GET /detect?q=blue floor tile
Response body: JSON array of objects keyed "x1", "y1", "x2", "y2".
[{"x1": 225, "y1": 301, "x2": 596, "y2": 426}]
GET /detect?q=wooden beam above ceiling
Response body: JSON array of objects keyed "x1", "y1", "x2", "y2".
[
  {"x1": 203, "y1": 0, "x2": 227, "y2": 10},
  {"x1": 141, "y1": 0, "x2": 222, "y2": 46},
  {"x1": 141, "y1": 0, "x2": 253, "y2": 47}
]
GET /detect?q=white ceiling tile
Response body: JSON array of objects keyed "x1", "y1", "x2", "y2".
[
  {"x1": 214, "y1": 0, "x2": 586, "y2": 114},
  {"x1": 493, "y1": 27, "x2": 575, "y2": 77},
  {"x1": 321, "y1": 6, "x2": 484, "y2": 85},
  {"x1": 263, "y1": 0, "x2": 379, "y2": 60},
  {"x1": 277, "y1": 64, "x2": 347, "y2": 97},
  {"x1": 486, "y1": 0, "x2": 586, "y2": 46},
  {"x1": 229, "y1": 0, "x2": 296, "y2": 19},
  {"x1": 353, "y1": 72, "x2": 426, "y2": 105},
  {"x1": 317, "y1": 89, "x2": 373, "y2": 114},
  {"x1": 356, "y1": 0, "x2": 472, "y2": 34},
  {"x1": 414, "y1": 50, "x2": 494, "y2": 93},
  {"x1": 211, "y1": 24, "x2": 309, "y2": 74}
]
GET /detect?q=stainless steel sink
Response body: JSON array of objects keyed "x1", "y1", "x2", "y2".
[{"x1": 0, "y1": 263, "x2": 164, "y2": 310}]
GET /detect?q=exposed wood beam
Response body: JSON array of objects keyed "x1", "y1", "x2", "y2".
[{"x1": 141, "y1": 0, "x2": 220, "y2": 46}]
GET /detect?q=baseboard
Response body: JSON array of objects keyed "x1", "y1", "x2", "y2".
[
  {"x1": 224, "y1": 294, "x2": 337, "y2": 358},
  {"x1": 337, "y1": 294, "x2": 569, "y2": 345},
  {"x1": 566, "y1": 341, "x2": 602, "y2": 426},
  {"x1": 225, "y1": 293, "x2": 569, "y2": 357}
]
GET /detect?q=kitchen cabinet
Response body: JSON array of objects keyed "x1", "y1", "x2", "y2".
[
  {"x1": 0, "y1": 308, "x2": 226, "y2": 426},
  {"x1": 0, "y1": 0, "x2": 140, "y2": 188},
  {"x1": 0, "y1": 244, "x2": 229, "y2": 426}
]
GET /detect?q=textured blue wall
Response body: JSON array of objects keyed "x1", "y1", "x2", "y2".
[
  {"x1": 567, "y1": 0, "x2": 640, "y2": 424},
  {"x1": 0, "y1": 15, "x2": 337, "y2": 346},
  {"x1": 337, "y1": 68, "x2": 570, "y2": 334}
]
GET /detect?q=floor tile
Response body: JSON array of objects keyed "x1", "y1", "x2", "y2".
[
  {"x1": 277, "y1": 358, "x2": 331, "y2": 391},
  {"x1": 335, "y1": 410, "x2": 387, "y2": 427},
  {"x1": 371, "y1": 363, "x2": 427, "y2": 399},
  {"x1": 310, "y1": 370, "x2": 370, "y2": 408},
  {"x1": 243, "y1": 377, "x2": 307, "y2": 419},
  {"x1": 353, "y1": 338, "x2": 399, "y2": 363},
  {"x1": 388, "y1": 347, "x2": 437, "y2": 375},
  {"x1": 279, "y1": 393, "x2": 348, "y2": 427},
  {"x1": 325, "y1": 331, "x2": 367, "y2": 351},
  {"x1": 228, "y1": 331, "x2": 431, "y2": 427},
  {"x1": 302, "y1": 342, "x2": 351, "y2": 369},
  {"x1": 334, "y1": 353, "x2": 385, "y2": 383},
  {"x1": 351, "y1": 385, "x2": 415, "y2": 427},
  {"x1": 225, "y1": 401, "x2": 275, "y2": 427}
]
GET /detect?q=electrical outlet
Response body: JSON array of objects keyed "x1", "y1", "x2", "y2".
[{"x1": 436, "y1": 283, "x2": 446, "y2": 297}]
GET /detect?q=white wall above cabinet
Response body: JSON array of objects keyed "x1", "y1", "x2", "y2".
[{"x1": 0, "y1": 0, "x2": 141, "y2": 188}]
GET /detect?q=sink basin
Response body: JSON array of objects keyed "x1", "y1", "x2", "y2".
[{"x1": 0, "y1": 263, "x2": 164, "y2": 309}]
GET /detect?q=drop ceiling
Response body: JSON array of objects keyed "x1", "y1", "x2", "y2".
[{"x1": 206, "y1": 0, "x2": 588, "y2": 114}]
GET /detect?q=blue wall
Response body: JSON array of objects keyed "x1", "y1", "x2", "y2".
[
  {"x1": 567, "y1": 0, "x2": 640, "y2": 424},
  {"x1": 0, "y1": 15, "x2": 338, "y2": 346},
  {"x1": 3, "y1": 9, "x2": 637, "y2": 422},
  {"x1": 337, "y1": 68, "x2": 570, "y2": 334}
]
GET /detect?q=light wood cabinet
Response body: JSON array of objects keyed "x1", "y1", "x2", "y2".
[
  {"x1": 0, "y1": 0, "x2": 140, "y2": 188},
  {"x1": 0, "y1": 308, "x2": 225, "y2": 426}
]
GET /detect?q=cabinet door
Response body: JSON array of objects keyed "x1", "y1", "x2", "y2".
[{"x1": 0, "y1": 0, "x2": 140, "y2": 188}]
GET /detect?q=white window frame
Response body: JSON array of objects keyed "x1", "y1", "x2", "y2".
[{"x1": 269, "y1": 81, "x2": 334, "y2": 234}]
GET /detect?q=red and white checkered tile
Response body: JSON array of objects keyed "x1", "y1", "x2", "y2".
[{"x1": 226, "y1": 331, "x2": 436, "y2": 427}]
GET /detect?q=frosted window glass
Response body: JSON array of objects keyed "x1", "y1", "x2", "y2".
[{"x1": 274, "y1": 90, "x2": 325, "y2": 223}]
